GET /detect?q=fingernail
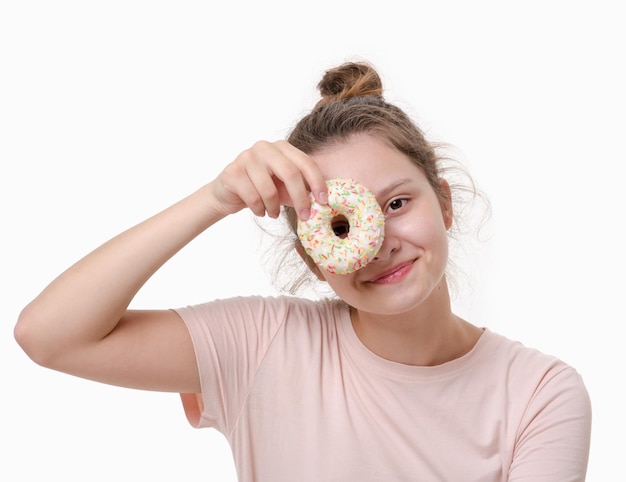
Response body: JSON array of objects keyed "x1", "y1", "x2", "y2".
[
  {"x1": 318, "y1": 191, "x2": 328, "y2": 204},
  {"x1": 300, "y1": 208, "x2": 310, "y2": 220}
]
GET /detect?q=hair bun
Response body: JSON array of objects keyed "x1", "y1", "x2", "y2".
[{"x1": 316, "y1": 61, "x2": 383, "y2": 107}]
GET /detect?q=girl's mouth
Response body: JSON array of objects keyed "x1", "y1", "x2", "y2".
[{"x1": 368, "y1": 260, "x2": 415, "y2": 284}]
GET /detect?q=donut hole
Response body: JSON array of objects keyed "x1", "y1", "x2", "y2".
[{"x1": 331, "y1": 215, "x2": 350, "y2": 239}]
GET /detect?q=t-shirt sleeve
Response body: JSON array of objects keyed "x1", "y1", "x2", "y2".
[
  {"x1": 173, "y1": 296, "x2": 289, "y2": 434},
  {"x1": 508, "y1": 363, "x2": 592, "y2": 482}
]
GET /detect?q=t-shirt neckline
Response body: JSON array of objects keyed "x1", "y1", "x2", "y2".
[{"x1": 335, "y1": 302, "x2": 492, "y2": 381}]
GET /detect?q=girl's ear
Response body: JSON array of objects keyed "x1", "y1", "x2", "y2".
[
  {"x1": 438, "y1": 178, "x2": 454, "y2": 230},
  {"x1": 295, "y1": 244, "x2": 326, "y2": 281}
]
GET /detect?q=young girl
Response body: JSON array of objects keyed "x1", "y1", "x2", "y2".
[{"x1": 14, "y1": 61, "x2": 591, "y2": 481}]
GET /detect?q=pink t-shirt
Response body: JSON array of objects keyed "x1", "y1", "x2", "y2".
[{"x1": 175, "y1": 296, "x2": 591, "y2": 481}]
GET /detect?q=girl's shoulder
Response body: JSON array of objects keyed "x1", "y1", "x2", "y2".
[
  {"x1": 480, "y1": 329, "x2": 589, "y2": 401},
  {"x1": 174, "y1": 294, "x2": 348, "y2": 333}
]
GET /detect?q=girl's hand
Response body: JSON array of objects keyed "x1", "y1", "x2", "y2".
[{"x1": 211, "y1": 140, "x2": 328, "y2": 220}]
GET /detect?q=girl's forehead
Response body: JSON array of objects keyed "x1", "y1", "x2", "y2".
[{"x1": 313, "y1": 135, "x2": 425, "y2": 191}]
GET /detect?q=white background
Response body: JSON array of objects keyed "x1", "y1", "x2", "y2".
[{"x1": 1, "y1": 1, "x2": 624, "y2": 480}]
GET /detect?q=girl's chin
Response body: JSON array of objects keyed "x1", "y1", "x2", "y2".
[{"x1": 349, "y1": 283, "x2": 443, "y2": 316}]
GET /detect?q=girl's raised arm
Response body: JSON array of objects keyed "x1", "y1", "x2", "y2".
[{"x1": 14, "y1": 140, "x2": 326, "y2": 393}]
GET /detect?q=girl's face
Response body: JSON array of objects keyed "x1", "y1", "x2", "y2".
[{"x1": 310, "y1": 133, "x2": 452, "y2": 316}]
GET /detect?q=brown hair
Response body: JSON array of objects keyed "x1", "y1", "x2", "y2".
[
  {"x1": 288, "y1": 61, "x2": 445, "y2": 198},
  {"x1": 267, "y1": 60, "x2": 488, "y2": 295}
]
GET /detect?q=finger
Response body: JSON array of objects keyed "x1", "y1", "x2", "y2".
[
  {"x1": 219, "y1": 151, "x2": 273, "y2": 217},
  {"x1": 236, "y1": 172, "x2": 272, "y2": 217},
  {"x1": 273, "y1": 141, "x2": 328, "y2": 219},
  {"x1": 264, "y1": 156, "x2": 312, "y2": 219},
  {"x1": 246, "y1": 140, "x2": 315, "y2": 219},
  {"x1": 240, "y1": 141, "x2": 297, "y2": 218},
  {"x1": 245, "y1": 160, "x2": 283, "y2": 218}
]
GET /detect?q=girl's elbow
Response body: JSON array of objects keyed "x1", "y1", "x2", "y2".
[{"x1": 14, "y1": 306, "x2": 58, "y2": 368}]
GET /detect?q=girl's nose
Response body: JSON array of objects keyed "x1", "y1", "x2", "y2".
[{"x1": 373, "y1": 230, "x2": 399, "y2": 262}]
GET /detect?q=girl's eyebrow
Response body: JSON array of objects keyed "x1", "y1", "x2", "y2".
[{"x1": 376, "y1": 178, "x2": 416, "y2": 199}]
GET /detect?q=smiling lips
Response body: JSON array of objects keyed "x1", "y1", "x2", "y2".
[{"x1": 367, "y1": 260, "x2": 415, "y2": 284}]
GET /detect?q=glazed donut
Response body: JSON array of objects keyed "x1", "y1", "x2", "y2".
[{"x1": 297, "y1": 178, "x2": 385, "y2": 275}]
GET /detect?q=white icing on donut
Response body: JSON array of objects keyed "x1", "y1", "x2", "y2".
[{"x1": 297, "y1": 178, "x2": 385, "y2": 275}]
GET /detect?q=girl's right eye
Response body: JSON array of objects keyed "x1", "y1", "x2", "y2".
[{"x1": 331, "y1": 215, "x2": 350, "y2": 238}]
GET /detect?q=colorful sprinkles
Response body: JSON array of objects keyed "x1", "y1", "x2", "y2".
[{"x1": 297, "y1": 178, "x2": 385, "y2": 275}]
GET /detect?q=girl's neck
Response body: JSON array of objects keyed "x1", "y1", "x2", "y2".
[{"x1": 350, "y1": 281, "x2": 482, "y2": 367}]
